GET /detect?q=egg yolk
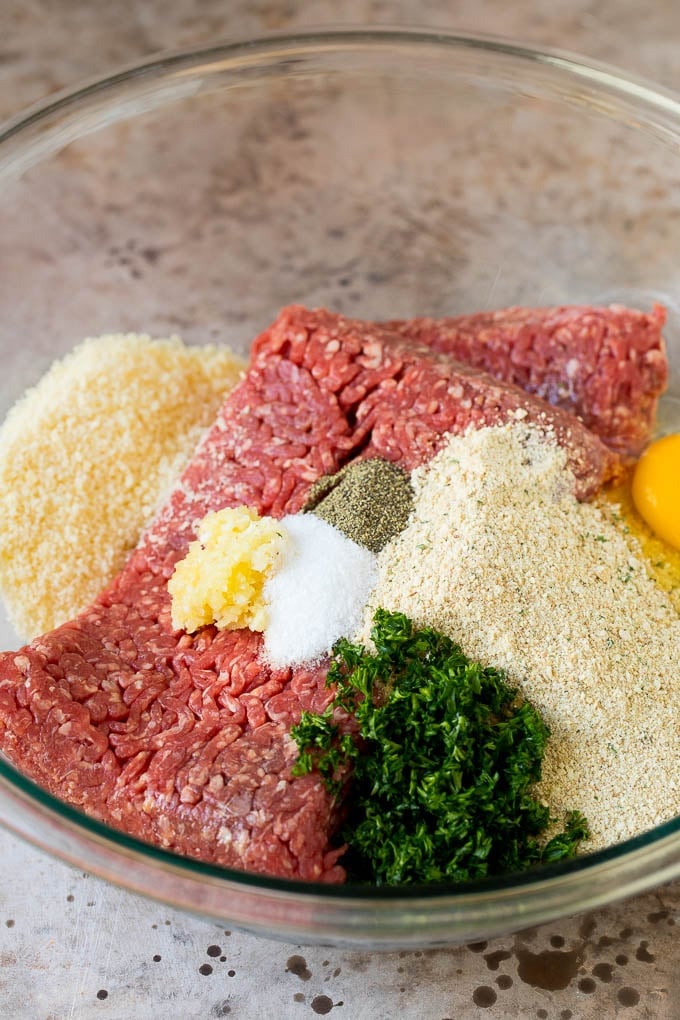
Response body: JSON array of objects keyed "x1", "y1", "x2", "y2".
[{"x1": 632, "y1": 433, "x2": 680, "y2": 551}]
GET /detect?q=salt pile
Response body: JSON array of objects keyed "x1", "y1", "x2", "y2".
[{"x1": 263, "y1": 514, "x2": 378, "y2": 667}]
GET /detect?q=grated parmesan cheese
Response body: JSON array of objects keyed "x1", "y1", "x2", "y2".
[
  {"x1": 0, "y1": 333, "x2": 245, "y2": 639},
  {"x1": 360, "y1": 423, "x2": 680, "y2": 852}
]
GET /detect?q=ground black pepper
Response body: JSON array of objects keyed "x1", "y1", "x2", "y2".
[{"x1": 303, "y1": 458, "x2": 413, "y2": 552}]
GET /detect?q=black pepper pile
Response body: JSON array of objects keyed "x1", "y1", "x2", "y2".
[{"x1": 303, "y1": 458, "x2": 414, "y2": 553}]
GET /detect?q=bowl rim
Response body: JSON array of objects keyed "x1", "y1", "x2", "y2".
[
  {"x1": 1, "y1": 25, "x2": 679, "y2": 943},
  {"x1": 3, "y1": 24, "x2": 680, "y2": 149}
]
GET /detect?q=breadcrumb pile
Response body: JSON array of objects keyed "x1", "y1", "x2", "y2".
[
  {"x1": 0, "y1": 334, "x2": 244, "y2": 638},
  {"x1": 361, "y1": 423, "x2": 680, "y2": 851}
]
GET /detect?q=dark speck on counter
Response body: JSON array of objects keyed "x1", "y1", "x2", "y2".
[
  {"x1": 591, "y1": 962, "x2": 614, "y2": 983},
  {"x1": 515, "y1": 947, "x2": 583, "y2": 991},
  {"x1": 472, "y1": 986, "x2": 497, "y2": 1008},
  {"x1": 310, "y1": 995, "x2": 335, "y2": 1015},
  {"x1": 286, "y1": 955, "x2": 312, "y2": 981},
  {"x1": 635, "y1": 940, "x2": 655, "y2": 962},
  {"x1": 617, "y1": 987, "x2": 641, "y2": 1007}
]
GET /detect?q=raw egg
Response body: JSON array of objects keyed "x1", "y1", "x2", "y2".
[{"x1": 632, "y1": 433, "x2": 680, "y2": 551}]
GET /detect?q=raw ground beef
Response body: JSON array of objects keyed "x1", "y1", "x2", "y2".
[
  {"x1": 0, "y1": 306, "x2": 629, "y2": 880},
  {"x1": 390, "y1": 303, "x2": 668, "y2": 457}
]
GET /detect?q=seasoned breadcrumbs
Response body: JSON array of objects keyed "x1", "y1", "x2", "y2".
[
  {"x1": 361, "y1": 423, "x2": 680, "y2": 851},
  {"x1": 0, "y1": 334, "x2": 244, "y2": 638}
]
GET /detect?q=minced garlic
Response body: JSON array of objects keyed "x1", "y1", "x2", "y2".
[{"x1": 168, "y1": 506, "x2": 286, "y2": 633}]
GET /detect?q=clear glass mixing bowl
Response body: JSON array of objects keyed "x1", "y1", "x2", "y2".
[{"x1": 0, "y1": 28, "x2": 679, "y2": 949}]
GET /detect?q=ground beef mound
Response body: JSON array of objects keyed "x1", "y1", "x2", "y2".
[
  {"x1": 0, "y1": 306, "x2": 626, "y2": 880},
  {"x1": 390, "y1": 303, "x2": 668, "y2": 457}
]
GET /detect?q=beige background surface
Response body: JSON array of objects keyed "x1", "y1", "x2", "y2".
[{"x1": 1, "y1": 2, "x2": 680, "y2": 1018}]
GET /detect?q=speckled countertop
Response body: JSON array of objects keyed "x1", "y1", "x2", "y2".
[{"x1": 2, "y1": 2, "x2": 680, "y2": 1018}]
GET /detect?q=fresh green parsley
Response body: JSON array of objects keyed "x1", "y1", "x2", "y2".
[{"x1": 291, "y1": 609, "x2": 589, "y2": 886}]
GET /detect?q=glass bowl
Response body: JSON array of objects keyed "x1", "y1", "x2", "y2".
[{"x1": 0, "y1": 28, "x2": 679, "y2": 949}]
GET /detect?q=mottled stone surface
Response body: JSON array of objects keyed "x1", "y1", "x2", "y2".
[
  {"x1": 1, "y1": 2, "x2": 680, "y2": 1018},
  {"x1": 0, "y1": 827, "x2": 678, "y2": 1017}
]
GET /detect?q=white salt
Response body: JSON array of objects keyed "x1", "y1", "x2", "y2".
[{"x1": 263, "y1": 513, "x2": 378, "y2": 667}]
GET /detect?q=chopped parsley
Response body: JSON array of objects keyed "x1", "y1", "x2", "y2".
[{"x1": 291, "y1": 609, "x2": 588, "y2": 886}]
